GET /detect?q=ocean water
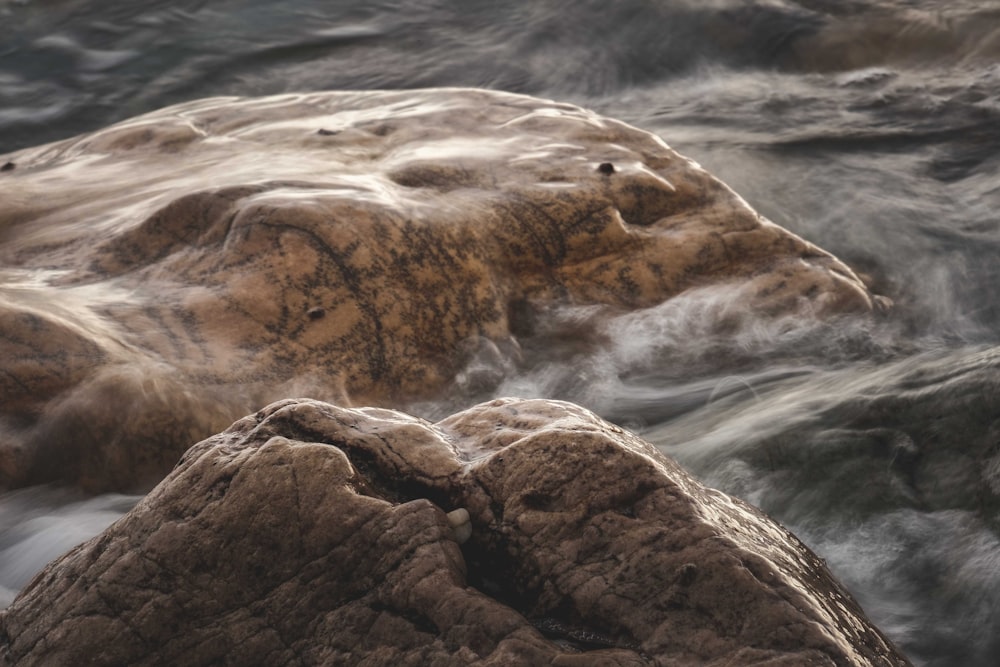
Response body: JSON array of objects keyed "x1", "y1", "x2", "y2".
[{"x1": 2, "y1": 1, "x2": 1000, "y2": 664}]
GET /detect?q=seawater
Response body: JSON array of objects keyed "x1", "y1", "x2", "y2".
[{"x1": 2, "y1": 1, "x2": 1000, "y2": 665}]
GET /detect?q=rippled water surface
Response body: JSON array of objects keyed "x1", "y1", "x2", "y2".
[{"x1": 3, "y1": 1, "x2": 1000, "y2": 665}]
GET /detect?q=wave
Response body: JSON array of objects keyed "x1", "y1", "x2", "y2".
[{"x1": 4, "y1": 0, "x2": 1000, "y2": 153}]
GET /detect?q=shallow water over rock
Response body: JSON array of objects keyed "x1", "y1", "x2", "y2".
[{"x1": 0, "y1": 88, "x2": 881, "y2": 493}]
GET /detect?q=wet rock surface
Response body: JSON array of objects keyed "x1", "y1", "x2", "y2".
[
  {"x1": 0, "y1": 89, "x2": 886, "y2": 493},
  {"x1": 0, "y1": 398, "x2": 908, "y2": 666}
]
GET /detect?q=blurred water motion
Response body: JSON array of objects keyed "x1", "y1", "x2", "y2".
[{"x1": 3, "y1": 1, "x2": 1000, "y2": 664}]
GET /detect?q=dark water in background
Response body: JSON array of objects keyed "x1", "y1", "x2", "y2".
[{"x1": 2, "y1": 1, "x2": 1000, "y2": 664}]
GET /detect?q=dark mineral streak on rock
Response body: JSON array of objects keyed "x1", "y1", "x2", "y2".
[
  {"x1": 0, "y1": 162, "x2": 14, "y2": 172},
  {"x1": 0, "y1": 398, "x2": 910, "y2": 666},
  {"x1": 0, "y1": 89, "x2": 888, "y2": 492},
  {"x1": 532, "y1": 617, "x2": 645, "y2": 654}
]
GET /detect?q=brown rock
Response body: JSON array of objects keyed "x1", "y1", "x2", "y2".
[
  {"x1": 0, "y1": 398, "x2": 909, "y2": 666},
  {"x1": 0, "y1": 89, "x2": 888, "y2": 491}
]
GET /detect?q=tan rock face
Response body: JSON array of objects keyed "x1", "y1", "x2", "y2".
[
  {"x1": 0, "y1": 398, "x2": 909, "y2": 666},
  {"x1": 0, "y1": 89, "x2": 887, "y2": 491}
]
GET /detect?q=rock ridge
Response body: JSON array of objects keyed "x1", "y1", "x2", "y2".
[{"x1": 0, "y1": 398, "x2": 909, "y2": 666}]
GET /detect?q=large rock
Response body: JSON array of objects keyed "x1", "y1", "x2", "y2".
[
  {"x1": 0, "y1": 89, "x2": 887, "y2": 492},
  {"x1": 0, "y1": 398, "x2": 909, "y2": 666}
]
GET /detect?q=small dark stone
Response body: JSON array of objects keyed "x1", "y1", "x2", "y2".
[
  {"x1": 597, "y1": 162, "x2": 615, "y2": 175},
  {"x1": 676, "y1": 562, "x2": 698, "y2": 587},
  {"x1": 0, "y1": 161, "x2": 15, "y2": 172},
  {"x1": 317, "y1": 129, "x2": 338, "y2": 136},
  {"x1": 307, "y1": 307, "x2": 326, "y2": 320}
]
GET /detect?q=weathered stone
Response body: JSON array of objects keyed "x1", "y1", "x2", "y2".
[
  {"x1": 0, "y1": 398, "x2": 909, "y2": 666},
  {"x1": 0, "y1": 89, "x2": 887, "y2": 492}
]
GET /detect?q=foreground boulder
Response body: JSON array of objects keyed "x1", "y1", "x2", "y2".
[
  {"x1": 0, "y1": 398, "x2": 909, "y2": 666},
  {"x1": 0, "y1": 88, "x2": 887, "y2": 492}
]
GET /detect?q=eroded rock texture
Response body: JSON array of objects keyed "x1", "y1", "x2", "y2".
[
  {"x1": 0, "y1": 398, "x2": 908, "y2": 666},
  {"x1": 0, "y1": 89, "x2": 887, "y2": 492}
]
